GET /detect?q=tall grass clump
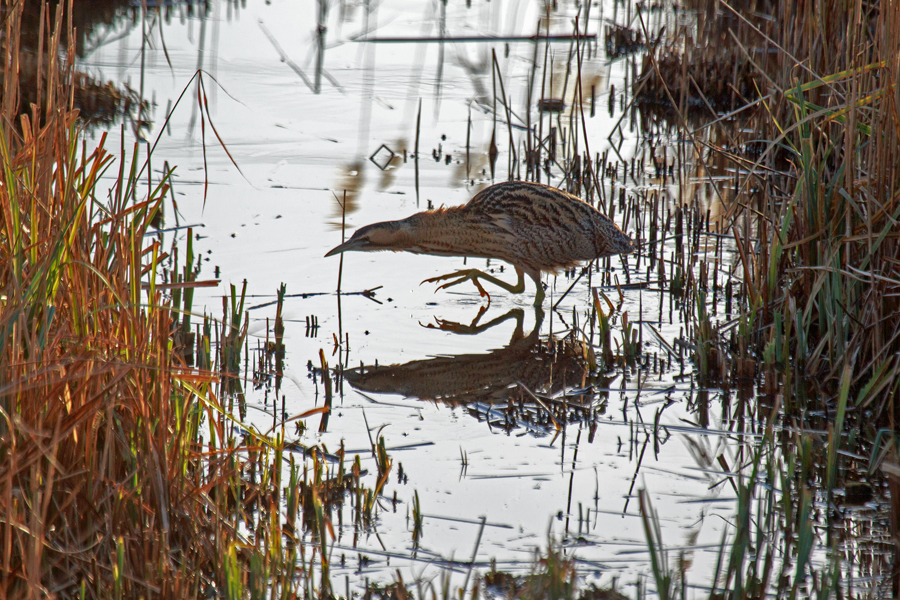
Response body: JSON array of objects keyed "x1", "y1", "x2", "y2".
[
  {"x1": 715, "y1": 0, "x2": 900, "y2": 418},
  {"x1": 736, "y1": 0, "x2": 900, "y2": 421},
  {"x1": 639, "y1": 0, "x2": 900, "y2": 419},
  {"x1": 0, "y1": 4, "x2": 315, "y2": 597},
  {"x1": 2, "y1": 6, "x2": 185, "y2": 597}
]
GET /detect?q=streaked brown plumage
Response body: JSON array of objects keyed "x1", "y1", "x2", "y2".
[{"x1": 325, "y1": 181, "x2": 633, "y2": 305}]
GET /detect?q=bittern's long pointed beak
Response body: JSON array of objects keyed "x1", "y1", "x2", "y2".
[{"x1": 324, "y1": 238, "x2": 367, "y2": 257}]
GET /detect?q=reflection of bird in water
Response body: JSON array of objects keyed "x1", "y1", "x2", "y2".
[
  {"x1": 325, "y1": 181, "x2": 633, "y2": 305},
  {"x1": 343, "y1": 308, "x2": 609, "y2": 438},
  {"x1": 343, "y1": 309, "x2": 610, "y2": 429},
  {"x1": 344, "y1": 308, "x2": 609, "y2": 433}
]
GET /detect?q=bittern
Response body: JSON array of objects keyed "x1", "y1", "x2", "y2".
[{"x1": 324, "y1": 181, "x2": 633, "y2": 305}]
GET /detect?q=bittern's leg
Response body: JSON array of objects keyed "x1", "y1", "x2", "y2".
[
  {"x1": 422, "y1": 267, "x2": 526, "y2": 300},
  {"x1": 529, "y1": 270, "x2": 545, "y2": 306}
]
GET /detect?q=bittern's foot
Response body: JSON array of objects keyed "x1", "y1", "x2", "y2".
[{"x1": 422, "y1": 269, "x2": 492, "y2": 301}]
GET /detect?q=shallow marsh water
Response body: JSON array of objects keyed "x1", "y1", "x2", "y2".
[{"x1": 78, "y1": 0, "x2": 887, "y2": 596}]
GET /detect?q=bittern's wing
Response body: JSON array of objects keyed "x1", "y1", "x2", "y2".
[{"x1": 467, "y1": 182, "x2": 602, "y2": 270}]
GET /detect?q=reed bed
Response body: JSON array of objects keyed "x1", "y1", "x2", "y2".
[
  {"x1": 0, "y1": 5, "x2": 384, "y2": 598},
  {"x1": 735, "y1": 0, "x2": 899, "y2": 418},
  {"x1": 635, "y1": 0, "x2": 900, "y2": 412},
  {"x1": 1, "y1": 6, "x2": 222, "y2": 596},
  {"x1": 635, "y1": 0, "x2": 900, "y2": 427}
]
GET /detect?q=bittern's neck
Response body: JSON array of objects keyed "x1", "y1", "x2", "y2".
[{"x1": 399, "y1": 207, "x2": 473, "y2": 256}]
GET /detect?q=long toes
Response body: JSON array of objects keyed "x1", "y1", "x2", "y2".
[
  {"x1": 435, "y1": 278, "x2": 466, "y2": 291},
  {"x1": 423, "y1": 269, "x2": 478, "y2": 284},
  {"x1": 423, "y1": 273, "x2": 460, "y2": 285},
  {"x1": 422, "y1": 274, "x2": 453, "y2": 285}
]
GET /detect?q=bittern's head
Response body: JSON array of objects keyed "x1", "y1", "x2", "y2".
[
  {"x1": 615, "y1": 232, "x2": 636, "y2": 255},
  {"x1": 599, "y1": 223, "x2": 635, "y2": 257},
  {"x1": 324, "y1": 220, "x2": 410, "y2": 257}
]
